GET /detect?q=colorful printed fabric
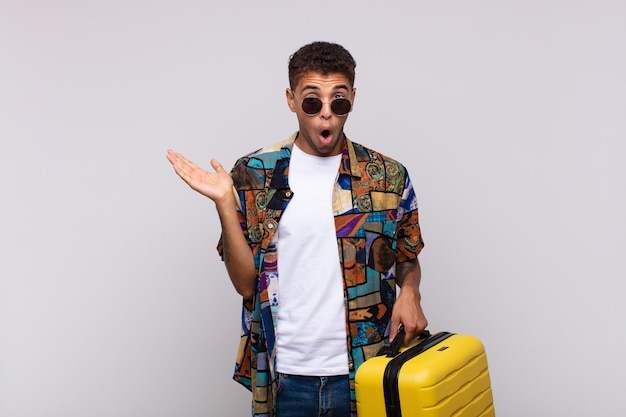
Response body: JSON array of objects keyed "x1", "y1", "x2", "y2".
[{"x1": 217, "y1": 132, "x2": 424, "y2": 416}]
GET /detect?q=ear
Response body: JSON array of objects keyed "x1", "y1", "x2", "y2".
[
  {"x1": 350, "y1": 87, "x2": 357, "y2": 112},
  {"x1": 286, "y1": 88, "x2": 297, "y2": 113}
]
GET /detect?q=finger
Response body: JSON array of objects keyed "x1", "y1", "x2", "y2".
[
  {"x1": 166, "y1": 150, "x2": 188, "y2": 170},
  {"x1": 404, "y1": 326, "x2": 416, "y2": 345},
  {"x1": 166, "y1": 149, "x2": 178, "y2": 164},
  {"x1": 168, "y1": 154, "x2": 196, "y2": 182},
  {"x1": 210, "y1": 159, "x2": 224, "y2": 173},
  {"x1": 389, "y1": 318, "x2": 400, "y2": 342},
  {"x1": 176, "y1": 152, "x2": 197, "y2": 168},
  {"x1": 175, "y1": 157, "x2": 203, "y2": 181}
]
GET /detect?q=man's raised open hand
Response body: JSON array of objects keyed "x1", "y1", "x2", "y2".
[{"x1": 166, "y1": 150, "x2": 234, "y2": 205}]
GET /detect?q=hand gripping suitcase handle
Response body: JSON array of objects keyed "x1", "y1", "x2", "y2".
[{"x1": 378, "y1": 326, "x2": 432, "y2": 357}]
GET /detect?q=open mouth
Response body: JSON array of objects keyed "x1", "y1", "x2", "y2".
[{"x1": 321, "y1": 129, "x2": 331, "y2": 139}]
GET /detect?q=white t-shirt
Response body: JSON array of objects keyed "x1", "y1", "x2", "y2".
[{"x1": 275, "y1": 144, "x2": 349, "y2": 375}]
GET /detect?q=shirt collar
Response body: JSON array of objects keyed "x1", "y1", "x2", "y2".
[{"x1": 285, "y1": 131, "x2": 362, "y2": 178}]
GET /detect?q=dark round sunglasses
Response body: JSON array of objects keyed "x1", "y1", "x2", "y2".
[{"x1": 292, "y1": 90, "x2": 352, "y2": 116}]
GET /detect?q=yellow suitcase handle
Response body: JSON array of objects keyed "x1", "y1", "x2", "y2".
[{"x1": 378, "y1": 326, "x2": 432, "y2": 357}]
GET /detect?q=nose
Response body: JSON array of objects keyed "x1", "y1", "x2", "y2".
[{"x1": 319, "y1": 100, "x2": 333, "y2": 119}]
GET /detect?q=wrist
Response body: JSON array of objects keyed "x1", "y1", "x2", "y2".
[
  {"x1": 398, "y1": 284, "x2": 421, "y2": 301},
  {"x1": 214, "y1": 186, "x2": 238, "y2": 210}
]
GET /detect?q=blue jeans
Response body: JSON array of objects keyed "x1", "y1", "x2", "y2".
[{"x1": 275, "y1": 373, "x2": 351, "y2": 417}]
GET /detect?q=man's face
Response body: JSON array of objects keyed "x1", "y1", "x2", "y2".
[{"x1": 286, "y1": 72, "x2": 356, "y2": 156}]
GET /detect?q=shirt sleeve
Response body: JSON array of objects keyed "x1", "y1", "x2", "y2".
[{"x1": 395, "y1": 171, "x2": 424, "y2": 262}]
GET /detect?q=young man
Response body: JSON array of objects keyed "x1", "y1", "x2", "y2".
[{"x1": 166, "y1": 41, "x2": 427, "y2": 417}]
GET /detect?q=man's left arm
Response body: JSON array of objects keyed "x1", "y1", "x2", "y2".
[{"x1": 390, "y1": 257, "x2": 428, "y2": 345}]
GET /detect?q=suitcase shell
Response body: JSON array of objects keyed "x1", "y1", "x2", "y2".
[{"x1": 355, "y1": 332, "x2": 495, "y2": 417}]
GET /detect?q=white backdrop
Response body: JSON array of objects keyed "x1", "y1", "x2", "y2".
[{"x1": 1, "y1": 1, "x2": 625, "y2": 416}]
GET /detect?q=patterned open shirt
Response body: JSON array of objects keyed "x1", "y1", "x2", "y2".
[{"x1": 217, "y1": 132, "x2": 424, "y2": 416}]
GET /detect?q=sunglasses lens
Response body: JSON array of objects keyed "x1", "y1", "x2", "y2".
[
  {"x1": 302, "y1": 97, "x2": 323, "y2": 115},
  {"x1": 331, "y1": 98, "x2": 351, "y2": 115}
]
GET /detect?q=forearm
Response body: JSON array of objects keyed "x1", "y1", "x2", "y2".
[
  {"x1": 391, "y1": 258, "x2": 428, "y2": 344},
  {"x1": 166, "y1": 152, "x2": 256, "y2": 297},
  {"x1": 215, "y1": 197, "x2": 256, "y2": 299},
  {"x1": 396, "y1": 257, "x2": 422, "y2": 292}
]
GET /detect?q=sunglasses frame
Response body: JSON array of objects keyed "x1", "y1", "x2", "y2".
[{"x1": 291, "y1": 89, "x2": 352, "y2": 116}]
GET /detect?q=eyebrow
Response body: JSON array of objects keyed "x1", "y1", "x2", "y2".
[{"x1": 301, "y1": 84, "x2": 350, "y2": 93}]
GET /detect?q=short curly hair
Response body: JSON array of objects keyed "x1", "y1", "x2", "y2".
[{"x1": 288, "y1": 41, "x2": 356, "y2": 90}]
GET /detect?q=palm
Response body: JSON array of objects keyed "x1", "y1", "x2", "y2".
[{"x1": 166, "y1": 150, "x2": 233, "y2": 202}]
